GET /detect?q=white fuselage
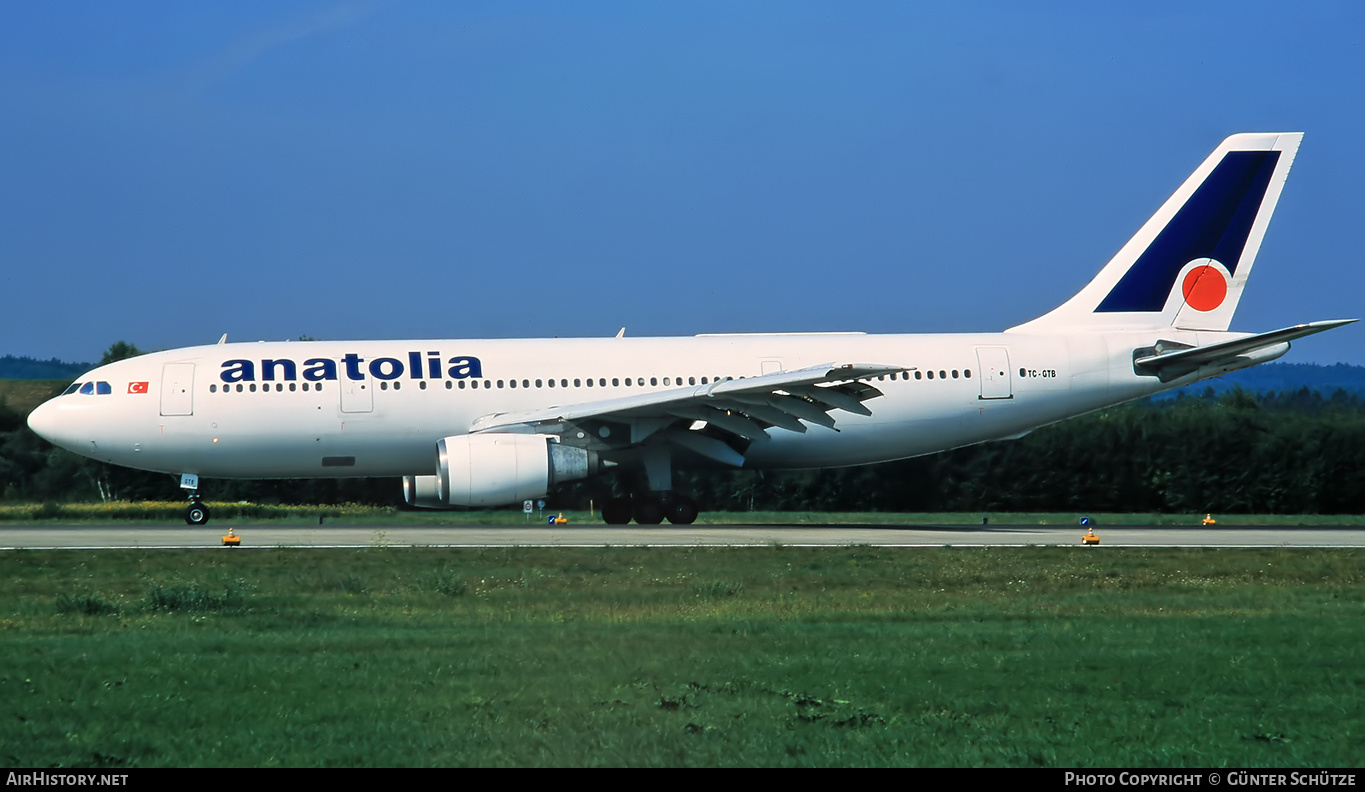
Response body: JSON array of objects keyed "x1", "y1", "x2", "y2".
[{"x1": 27, "y1": 327, "x2": 1242, "y2": 480}]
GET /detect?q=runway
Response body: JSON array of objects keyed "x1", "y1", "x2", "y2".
[{"x1": 3, "y1": 523, "x2": 1365, "y2": 549}]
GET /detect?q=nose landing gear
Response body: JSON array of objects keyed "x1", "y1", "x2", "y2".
[
  {"x1": 186, "y1": 501, "x2": 211, "y2": 526},
  {"x1": 180, "y1": 473, "x2": 210, "y2": 525}
]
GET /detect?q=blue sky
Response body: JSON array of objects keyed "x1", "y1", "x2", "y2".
[{"x1": 2, "y1": 1, "x2": 1362, "y2": 364}]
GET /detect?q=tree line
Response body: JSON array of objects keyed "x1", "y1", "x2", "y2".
[
  {"x1": 4, "y1": 380, "x2": 1365, "y2": 513},
  {"x1": 671, "y1": 386, "x2": 1365, "y2": 515}
]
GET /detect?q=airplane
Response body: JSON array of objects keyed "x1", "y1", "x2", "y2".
[{"x1": 26, "y1": 132, "x2": 1356, "y2": 526}]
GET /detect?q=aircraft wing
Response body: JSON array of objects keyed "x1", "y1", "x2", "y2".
[
  {"x1": 468, "y1": 362, "x2": 905, "y2": 465},
  {"x1": 1134, "y1": 319, "x2": 1357, "y2": 382}
]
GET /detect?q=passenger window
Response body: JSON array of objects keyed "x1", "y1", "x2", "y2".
[
  {"x1": 965, "y1": 369, "x2": 972, "y2": 378},
  {"x1": 915, "y1": 371, "x2": 922, "y2": 380},
  {"x1": 210, "y1": 384, "x2": 218, "y2": 393}
]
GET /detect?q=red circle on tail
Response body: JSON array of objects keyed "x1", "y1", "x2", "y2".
[{"x1": 1181, "y1": 265, "x2": 1227, "y2": 312}]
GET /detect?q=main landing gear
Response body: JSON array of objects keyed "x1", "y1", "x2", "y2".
[
  {"x1": 602, "y1": 494, "x2": 699, "y2": 525},
  {"x1": 599, "y1": 447, "x2": 701, "y2": 525}
]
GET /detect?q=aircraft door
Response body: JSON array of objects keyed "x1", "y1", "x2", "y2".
[
  {"x1": 160, "y1": 364, "x2": 195, "y2": 416},
  {"x1": 340, "y1": 376, "x2": 373, "y2": 413},
  {"x1": 975, "y1": 347, "x2": 1013, "y2": 400}
]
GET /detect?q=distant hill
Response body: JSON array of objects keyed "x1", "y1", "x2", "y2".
[{"x1": 0, "y1": 355, "x2": 91, "y2": 381}]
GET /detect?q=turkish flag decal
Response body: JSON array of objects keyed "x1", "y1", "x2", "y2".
[{"x1": 128, "y1": 382, "x2": 149, "y2": 394}]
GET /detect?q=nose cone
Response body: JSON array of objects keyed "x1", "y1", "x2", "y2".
[
  {"x1": 27, "y1": 399, "x2": 58, "y2": 442},
  {"x1": 27, "y1": 397, "x2": 81, "y2": 453}
]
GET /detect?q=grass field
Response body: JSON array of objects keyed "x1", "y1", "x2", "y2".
[
  {"x1": 1, "y1": 545, "x2": 1361, "y2": 767},
  {"x1": 0, "y1": 379, "x2": 65, "y2": 415},
  {"x1": 5, "y1": 500, "x2": 1365, "y2": 526}
]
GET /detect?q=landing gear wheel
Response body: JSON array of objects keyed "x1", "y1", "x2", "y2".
[
  {"x1": 666, "y1": 497, "x2": 698, "y2": 525},
  {"x1": 633, "y1": 497, "x2": 664, "y2": 525},
  {"x1": 186, "y1": 502, "x2": 211, "y2": 526},
  {"x1": 602, "y1": 498, "x2": 633, "y2": 526}
]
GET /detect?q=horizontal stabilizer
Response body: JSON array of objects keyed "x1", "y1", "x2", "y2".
[{"x1": 1134, "y1": 319, "x2": 1357, "y2": 382}]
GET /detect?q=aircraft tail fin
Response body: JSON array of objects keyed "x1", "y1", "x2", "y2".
[{"x1": 1009, "y1": 133, "x2": 1302, "y2": 334}]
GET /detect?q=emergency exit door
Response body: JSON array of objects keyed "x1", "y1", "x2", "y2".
[
  {"x1": 975, "y1": 347, "x2": 1013, "y2": 400},
  {"x1": 160, "y1": 364, "x2": 195, "y2": 416}
]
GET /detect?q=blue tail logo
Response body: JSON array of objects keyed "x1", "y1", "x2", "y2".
[{"x1": 1096, "y1": 150, "x2": 1281, "y2": 313}]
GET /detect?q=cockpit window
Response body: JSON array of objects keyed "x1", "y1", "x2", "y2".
[{"x1": 71, "y1": 381, "x2": 112, "y2": 396}]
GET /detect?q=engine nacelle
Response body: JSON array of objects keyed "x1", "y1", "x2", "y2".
[{"x1": 431, "y1": 433, "x2": 599, "y2": 507}]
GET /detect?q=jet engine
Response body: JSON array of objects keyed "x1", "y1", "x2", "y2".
[{"x1": 404, "y1": 433, "x2": 599, "y2": 508}]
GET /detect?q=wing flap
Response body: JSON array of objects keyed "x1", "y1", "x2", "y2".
[{"x1": 469, "y1": 362, "x2": 905, "y2": 441}]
